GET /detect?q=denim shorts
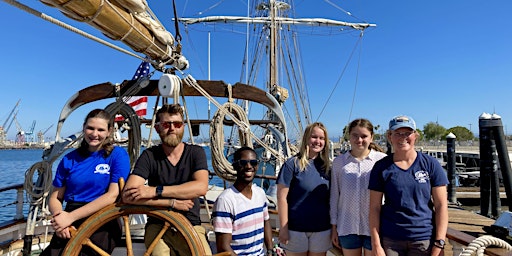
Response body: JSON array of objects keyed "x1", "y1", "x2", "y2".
[
  {"x1": 280, "y1": 229, "x2": 332, "y2": 253},
  {"x1": 339, "y1": 234, "x2": 372, "y2": 250}
]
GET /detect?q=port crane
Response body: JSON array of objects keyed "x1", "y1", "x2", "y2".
[
  {"x1": 25, "y1": 120, "x2": 36, "y2": 142},
  {"x1": 14, "y1": 116, "x2": 25, "y2": 144},
  {"x1": 37, "y1": 124, "x2": 54, "y2": 144},
  {"x1": 0, "y1": 99, "x2": 21, "y2": 144}
]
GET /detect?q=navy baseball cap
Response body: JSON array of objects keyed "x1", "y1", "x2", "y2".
[{"x1": 389, "y1": 115, "x2": 416, "y2": 131}]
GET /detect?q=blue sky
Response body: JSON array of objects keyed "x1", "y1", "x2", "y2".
[{"x1": 1, "y1": 0, "x2": 512, "y2": 143}]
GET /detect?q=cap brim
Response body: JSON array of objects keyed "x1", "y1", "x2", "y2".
[{"x1": 390, "y1": 124, "x2": 415, "y2": 131}]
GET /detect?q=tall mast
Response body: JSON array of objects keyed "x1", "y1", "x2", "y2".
[{"x1": 269, "y1": 0, "x2": 278, "y2": 92}]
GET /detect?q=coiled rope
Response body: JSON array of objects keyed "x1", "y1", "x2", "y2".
[
  {"x1": 210, "y1": 102, "x2": 251, "y2": 182},
  {"x1": 24, "y1": 161, "x2": 53, "y2": 205},
  {"x1": 459, "y1": 235, "x2": 512, "y2": 256},
  {"x1": 183, "y1": 75, "x2": 286, "y2": 163}
]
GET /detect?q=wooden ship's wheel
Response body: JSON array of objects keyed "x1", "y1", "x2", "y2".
[
  {"x1": 62, "y1": 204, "x2": 210, "y2": 256},
  {"x1": 61, "y1": 178, "x2": 229, "y2": 256}
]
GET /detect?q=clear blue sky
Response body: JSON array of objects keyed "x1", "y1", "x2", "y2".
[{"x1": 1, "y1": 0, "x2": 512, "y2": 143}]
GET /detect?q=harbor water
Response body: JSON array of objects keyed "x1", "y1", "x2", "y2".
[{"x1": 0, "y1": 147, "x2": 223, "y2": 223}]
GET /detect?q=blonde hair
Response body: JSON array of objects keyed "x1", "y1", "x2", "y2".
[{"x1": 297, "y1": 122, "x2": 331, "y2": 174}]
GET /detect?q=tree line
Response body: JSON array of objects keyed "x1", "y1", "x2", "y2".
[{"x1": 342, "y1": 122, "x2": 475, "y2": 142}]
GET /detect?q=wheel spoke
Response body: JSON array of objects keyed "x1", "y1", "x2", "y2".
[
  {"x1": 83, "y1": 238, "x2": 110, "y2": 256},
  {"x1": 122, "y1": 215, "x2": 134, "y2": 256},
  {"x1": 144, "y1": 222, "x2": 170, "y2": 256}
]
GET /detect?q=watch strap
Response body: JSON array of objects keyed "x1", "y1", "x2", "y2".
[{"x1": 156, "y1": 185, "x2": 163, "y2": 198}]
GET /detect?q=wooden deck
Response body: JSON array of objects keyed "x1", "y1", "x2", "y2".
[{"x1": 447, "y1": 205, "x2": 512, "y2": 256}]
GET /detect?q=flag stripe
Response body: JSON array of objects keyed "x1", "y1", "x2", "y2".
[{"x1": 115, "y1": 61, "x2": 150, "y2": 121}]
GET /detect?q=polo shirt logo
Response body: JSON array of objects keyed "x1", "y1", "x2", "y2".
[
  {"x1": 415, "y1": 170, "x2": 429, "y2": 183},
  {"x1": 94, "y1": 164, "x2": 111, "y2": 175}
]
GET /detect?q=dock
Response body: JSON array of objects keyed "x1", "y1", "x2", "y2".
[{"x1": 448, "y1": 206, "x2": 512, "y2": 256}]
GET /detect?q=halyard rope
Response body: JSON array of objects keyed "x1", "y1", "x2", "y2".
[{"x1": 2, "y1": 0, "x2": 155, "y2": 66}]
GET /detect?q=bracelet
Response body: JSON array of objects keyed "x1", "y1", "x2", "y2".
[{"x1": 169, "y1": 199, "x2": 175, "y2": 209}]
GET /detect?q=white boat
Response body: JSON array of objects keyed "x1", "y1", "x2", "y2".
[{"x1": 0, "y1": 0, "x2": 375, "y2": 255}]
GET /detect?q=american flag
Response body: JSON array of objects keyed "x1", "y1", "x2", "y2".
[{"x1": 115, "y1": 61, "x2": 150, "y2": 121}]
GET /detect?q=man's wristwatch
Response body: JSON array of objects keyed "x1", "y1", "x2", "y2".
[
  {"x1": 155, "y1": 185, "x2": 163, "y2": 198},
  {"x1": 434, "y1": 239, "x2": 445, "y2": 249}
]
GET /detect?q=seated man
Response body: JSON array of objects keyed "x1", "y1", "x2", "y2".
[
  {"x1": 122, "y1": 104, "x2": 212, "y2": 255},
  {"x1": 213, "y1": 147, "x2": 273, "y2": 255}
]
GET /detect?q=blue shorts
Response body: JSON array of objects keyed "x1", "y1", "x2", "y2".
[
  {"x1": 339, "y1": 234, "x2": 372, "y2": 250},
  {"x1": 280, "y1": 229, "x2": 332, "y2": 253}
]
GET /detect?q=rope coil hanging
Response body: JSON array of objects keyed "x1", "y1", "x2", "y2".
[
  {"x1": 183, "y1": 75, "x2": 286, "y2": 163},
  {"x1": 459, "y1": 235, "x2": 512, "y2": 256},
  {"x1": 210, "y1": 102, "x2": 251, "y2": 182},
  {"x1": 24, "y1": 161, "x2": 53, "y2": 205}
]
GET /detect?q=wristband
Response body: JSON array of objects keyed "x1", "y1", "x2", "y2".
[{"x1": 169, "y1": 199, "x2": 175, "y2": 209}]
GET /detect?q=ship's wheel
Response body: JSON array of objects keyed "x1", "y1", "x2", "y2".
[
  {"x1": 61, "y1": 178, "x2": 228, "y2": 256},
  {"x1": 62, "y1": 204, "x2": 213, "y2": 256}
]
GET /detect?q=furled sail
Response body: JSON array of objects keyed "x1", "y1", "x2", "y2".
[{"x1": 40, "y1": 0, "x2": 177, "y2": 64}]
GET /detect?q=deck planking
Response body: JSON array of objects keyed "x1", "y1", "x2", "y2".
[{"x1": 448, "y1": 206, "x2": 512, "y2": 256}]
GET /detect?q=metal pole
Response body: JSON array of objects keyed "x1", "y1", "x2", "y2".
[
  {"x1": 479, "y1": 113, "x2": 494, "y2": 217},
  {"x1": 446, "y1": 132, "x2": 457, "y2": 204},
  {"x1": 490, "y1": 114, "x2": 512, "y2": 210},
  {"x1": 490, "y1": 139, "x2": 501, "y2": 217}
]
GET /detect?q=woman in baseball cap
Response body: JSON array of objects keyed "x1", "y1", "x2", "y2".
[{"x1": 368, "y1": 115, "x2": 448, "y2": 256}]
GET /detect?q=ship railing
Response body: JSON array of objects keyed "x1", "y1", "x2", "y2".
[{"x1": 0, "y1": 183, "x2": 25, "y2": 223}]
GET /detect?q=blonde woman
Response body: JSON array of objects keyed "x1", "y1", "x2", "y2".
[{"x1": 277, "y1": 122, "x2": 332, "y2": 256}]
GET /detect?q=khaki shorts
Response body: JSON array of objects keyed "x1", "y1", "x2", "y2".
[
  {"x1": 280, "y1": 229, "x2": 332, "y2": 253},
  {"x1": 145, "y1": 223, "x2": 212, "y2": 256}
]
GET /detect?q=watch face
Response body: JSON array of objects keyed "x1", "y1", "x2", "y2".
[
  {"x1": 156, "y1": 186, "x2": 163, "y2": 197},
  {"x1": 435, "y1": 239, "x2": 445, "y2": 248}
]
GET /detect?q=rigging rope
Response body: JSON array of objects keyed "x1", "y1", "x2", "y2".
[
  {"x1": 24, "y1": 161, "x2": 53, "y2": 205},
  {"x1": 459, "y1": 235, "x2": 512, "y2": 256},
  {"x1": 316, "y1": 31, "x2": 363, "y2": 123},
  {"x1": 3, "y1": 0, "x2": 156, "y2": 66},
  {"x1": 183, "y1": 75, "x2": 286, "y2": 163},
  {"x1": 210, "y1": 102, "x2": 251, "y2": 181}
]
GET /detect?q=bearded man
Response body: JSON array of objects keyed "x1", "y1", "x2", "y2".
[{"x1": 122, "y1": 103, "x2": 212, "y2": 255}]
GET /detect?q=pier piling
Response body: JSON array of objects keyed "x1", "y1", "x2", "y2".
[
  {"x1": 447, "y1": 132, "x2": 457, "y2": 204},
  {"x1": 479, "y1": 113, "x2": 512, "y2": 216}
]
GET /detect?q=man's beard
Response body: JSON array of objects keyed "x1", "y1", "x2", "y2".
[{"x1": 161, "y1": 130, "x2": 184, "y2": 147}]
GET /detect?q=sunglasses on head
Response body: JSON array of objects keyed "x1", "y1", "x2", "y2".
[
  {"x1": 236, "y1": 159, "x2": 259, "y2": 167},
  {"x1": 158, "y1": 121, "x2": 184, "y2": 129}
]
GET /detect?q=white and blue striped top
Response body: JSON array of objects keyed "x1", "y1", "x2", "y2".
[{"x1": 212, "y1": 184, "x2": 269, "y2": 255}]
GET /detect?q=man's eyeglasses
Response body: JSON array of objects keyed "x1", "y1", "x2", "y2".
[
  {"x1": 391, "y1": 131, "x2": 415, "y2": 138},
  {"x1": 158, "y1": 121, "x2": 184, "y2": 129},
  {"x1": 236, "y1": 159, "x2": 259, "y2": 167}
]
